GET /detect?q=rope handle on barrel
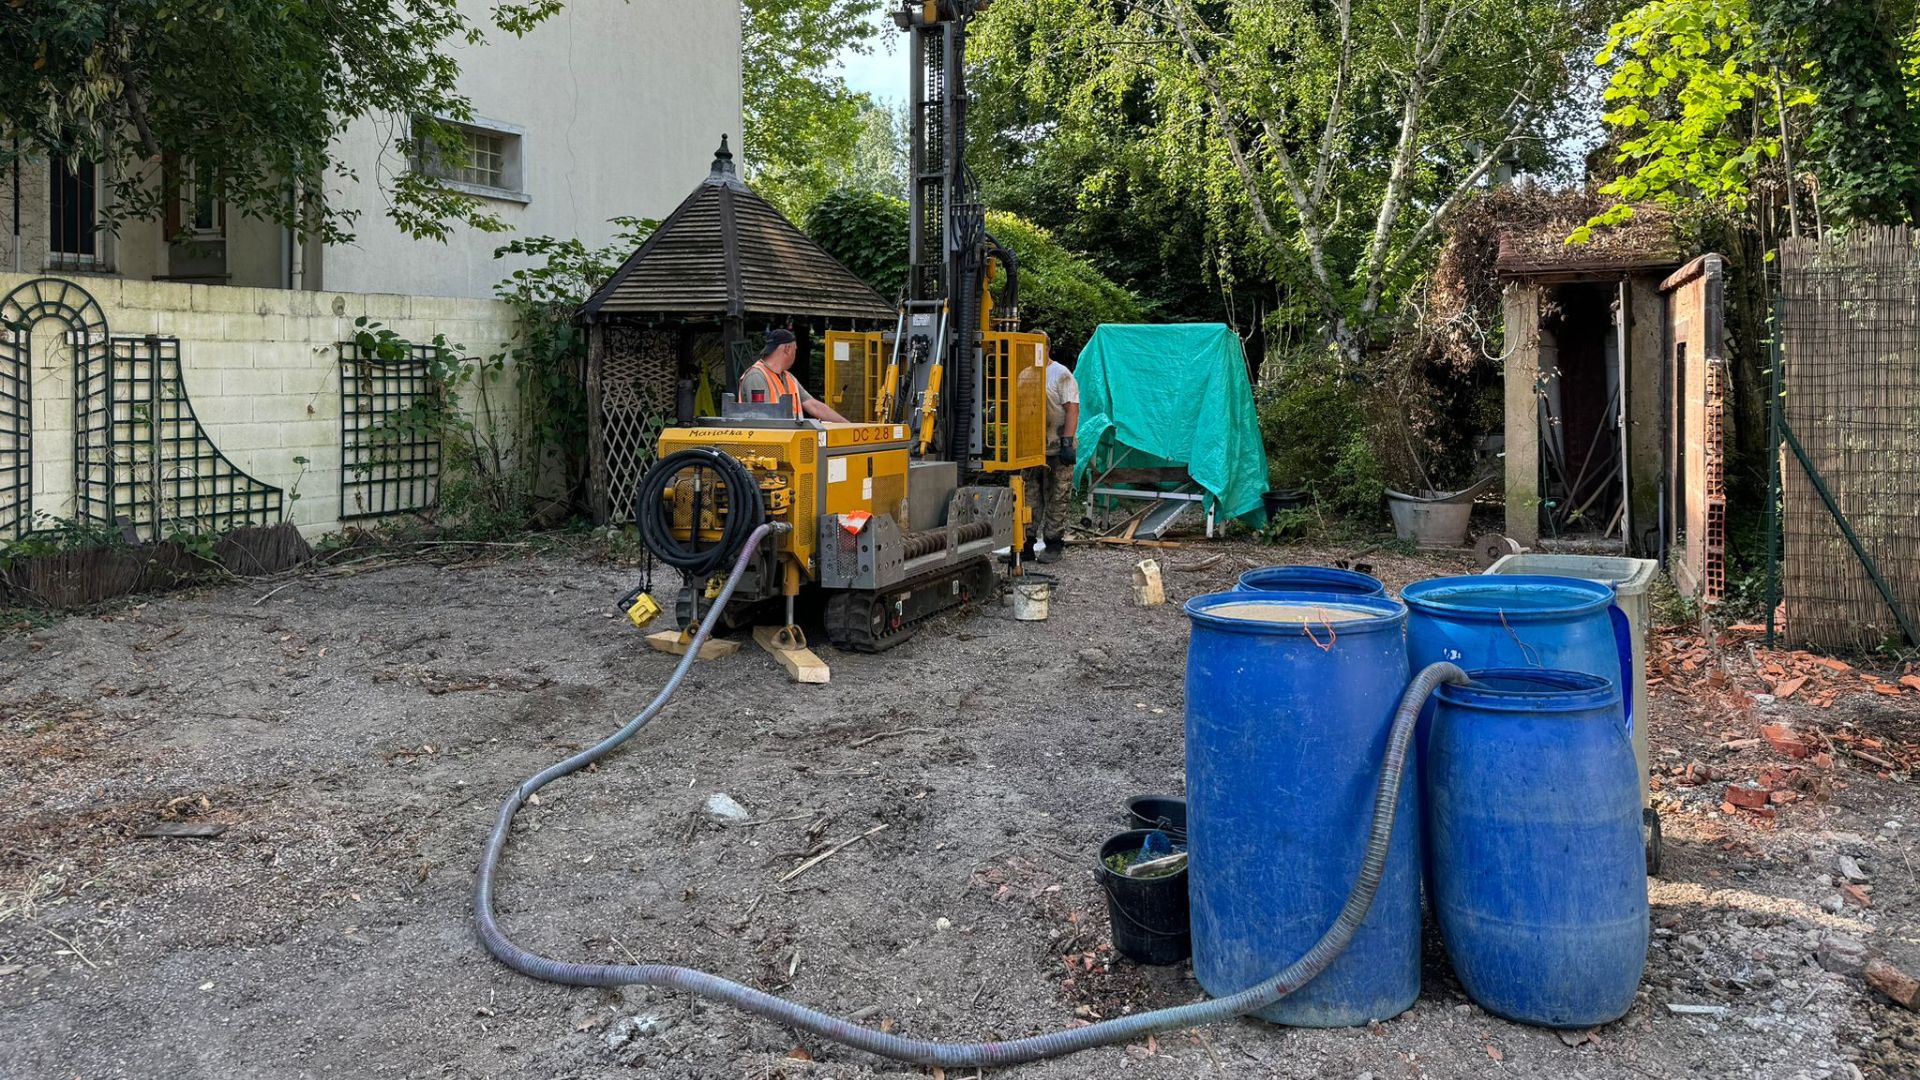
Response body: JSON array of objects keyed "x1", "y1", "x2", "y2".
[{"x1": 1301, "y1": 614, "x2": 1338, "y2": 652}]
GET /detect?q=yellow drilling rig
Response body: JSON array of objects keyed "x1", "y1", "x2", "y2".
[{"x1": 634, "y1": 0, "x2": 1047, "y2": 652}]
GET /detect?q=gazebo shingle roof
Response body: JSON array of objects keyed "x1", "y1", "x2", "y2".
[{"x1": 579, "y1": 137, "x2": 895, "y2": 322}]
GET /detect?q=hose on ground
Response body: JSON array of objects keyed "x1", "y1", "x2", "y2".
[
  {"x1": 474, "y1": 543, "x2": 1469, "y2": 1068},
  {"x1": 634, "y1": 448, "x2": 766, "y2": 578}
]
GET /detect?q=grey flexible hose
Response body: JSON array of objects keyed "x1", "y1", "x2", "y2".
[{"x1": 474, "y1": 531, "x2": 1467, "y2": 1067}]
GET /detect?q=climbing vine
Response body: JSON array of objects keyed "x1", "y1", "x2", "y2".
[
  {"x1": 489, "y1": 217, "x2": 656, "y2": 518},
  {"x1": 1587, "y1": 0, "x2": 1920, "y2": 235}
]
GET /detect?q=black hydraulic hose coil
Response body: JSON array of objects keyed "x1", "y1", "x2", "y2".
[{"x1": 634, "y1": 447, "x2": 767, "y2": 577}]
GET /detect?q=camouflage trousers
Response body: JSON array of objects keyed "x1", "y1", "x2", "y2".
[{"x1": 1024, "y1": 455, "x2": 1074, "y2": 540}]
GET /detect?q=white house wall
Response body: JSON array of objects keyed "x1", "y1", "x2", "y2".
[
  {"x1": 321, "y1": 0, "x2": 744, "y2": 299},
  {"x1": 0, "y1": 271, "x2": 523, "y2": 540},
  {"x1": 0, "y1": 0, "x2": 740, "y2": 299}
]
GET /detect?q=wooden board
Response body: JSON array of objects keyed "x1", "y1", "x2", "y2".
[
  {"x1": 645, "y1": 631, "x2": 740, "y2": 660},
  {"x1": 753, "y1": 626, "x2": 831, "y2": 684},
  {"x1": 1068, "y1": 536, "x2": 1186, "y2": 549}
]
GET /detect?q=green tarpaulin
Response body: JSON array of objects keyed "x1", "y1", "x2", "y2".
[{"x1": 1073, "y1": 323, "x2": 1268, "y2": 526}]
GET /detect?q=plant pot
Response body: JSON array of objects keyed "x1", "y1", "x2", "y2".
[
  {"x1": 1262, "y1": 488, "x2": 1309, "y2": 516},
  {"x1": 1126, "y1": 795, "x2": 1188, "y2": 840},
  {"x1": 1385, "y1": 477, "x2": 1493, "y2": 549},
  {"x1": 1096, "y1": 829, "x2": 1192, "y2": 966}
]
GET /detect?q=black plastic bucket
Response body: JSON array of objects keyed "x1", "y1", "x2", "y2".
[
  {"x1": 1126, "y1": 795, "x2": 1188, "y2": 840},
  {"x1": 1097, "y1": 829, "x2": 1192, "y2": 966}
]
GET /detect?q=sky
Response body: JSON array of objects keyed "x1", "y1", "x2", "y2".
[{"x1": 836, "y1": 8, "x2": 908, "y2": 106}]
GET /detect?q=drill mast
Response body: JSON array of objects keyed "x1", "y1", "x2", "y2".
[{"x1": 891, "y1": 0, "x2": 1002, "y2": 470}]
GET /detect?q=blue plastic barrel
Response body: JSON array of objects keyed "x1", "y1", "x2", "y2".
[
  {"x1": 1236, "y1": 565, "x2": 1387, "y2": 597},
  {"x1": 1183, "y1": 591, "x2": 1419, "y2": 1026},
  {"x1": 1401, "y1": 575, "x2": 1634, "y2": 734},
  {"x1": 1426, "y1": 669, "x2": 1648, "y2": 1027}
]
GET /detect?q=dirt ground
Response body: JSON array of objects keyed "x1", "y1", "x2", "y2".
[{"x1": 4, "y1": 537, "x2": 1920, "y2": 1080}]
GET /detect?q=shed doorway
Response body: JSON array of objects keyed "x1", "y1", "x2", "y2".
[{"x1": 1537, "y1": 281, "x2": 1628, "y2": 544}]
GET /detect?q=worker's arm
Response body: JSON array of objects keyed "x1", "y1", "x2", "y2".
[{"x1": 803, "y1": 398, "x2": 850, "y2": 424}]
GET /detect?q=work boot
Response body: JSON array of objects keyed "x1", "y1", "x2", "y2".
[
  {"x1": 1036, "y1": 535, "x2": 1065, "y2": 564},
  {"x1": 1004, "y1": 540, "x2": 1036, "y2": 565}
]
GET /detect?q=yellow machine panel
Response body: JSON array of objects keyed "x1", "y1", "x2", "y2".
[
  {"x1": 820, "y1": 328, "x2": 1049, "y2": 474},
  {"x1": 981, "y1": 331, "x2": 1048, "y2": 473},
  {"x1": 824, "y1": 331, "x2": 888, "y2": 423},
  {"x1": 655, "y1": 423, "x2": 911, "y2": 578}
]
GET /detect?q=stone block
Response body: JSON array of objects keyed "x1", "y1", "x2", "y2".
[
  {"x1": 219, "y1": 368, "x2": 287, "y2": 399},
  {"x1": 249, "y1": 394, "x2": 323, "y2": 425},
  {"x1": 224, "y1": 312, "x2": 290, "y2": 343}
]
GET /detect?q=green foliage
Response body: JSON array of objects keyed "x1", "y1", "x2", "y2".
[
  {"x1": 1760, "y1": 0, "x2": 1920, "y2": 224},
  {"x1": 0, "y1": 513, "x2": 126, "y2": 568},
  {"x1": 1581, "y1": 0, "x2": 1806, "y2": 238},
  {"x1": 803, "y1": 189, "x2": 1144, "y2": 360},
  {"x1": 341, "y1": 215, "x2": 659, "y2": 536},
  {"x1": 981, "y1": 212, "x2": 1147, "y2": 361},
  {"x1": 970, "y1": 0, "x2": 1602, "y2": 352},
  {"x1": 491, "y1": 216, "x2": 658, "y2": 513},
  {"x1": 803, "y1": 190, "x2": 911, "y2": 299},
  {"x1": 1254, "y1": 350, "x2": 1386, "y2": 520},
  {"x1": 347, "y1": 317, "x2": 522, "y2": 537},
  {"x1": 845, "y1": 98, "x2": 910, "y2": 200},
  {"x1": 1587, "y1": 0, "x2": 1920, "y2": 233},
  {"x1": 742, "y1": 0, "x2": 886, "y2": 217},
  {"x1": 0, "y1": 0, "x2": 562, "y2": 244}
]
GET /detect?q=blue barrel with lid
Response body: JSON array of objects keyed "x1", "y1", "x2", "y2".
[
  {"x1": 1183, "y1": 591, "x2": 1419, "y2": 1026},
  {"x1": 1401, "y1": 575, "x2": 1634, "y2": 735},
  {"x1": 1425, "y1": 669, "x2": 1648, "y2": 1027},
  {"x1": 1236, "y1": 565, "x2": 1387, "y2": 597}
]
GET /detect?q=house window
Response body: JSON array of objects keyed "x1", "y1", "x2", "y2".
[
  {"x1": 49, "y1": 159, "x2": 103, "y2": 269},
  {"x1": 183, "y1": 162, "x2": 224, "y2": 236},
  {"x1": 413, "y1": 120, "x2": 525, "y2": 199}
]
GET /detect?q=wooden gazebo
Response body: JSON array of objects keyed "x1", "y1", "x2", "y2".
[{"x1": 578, "y1": 137, "x2": 895, "y2": 523}]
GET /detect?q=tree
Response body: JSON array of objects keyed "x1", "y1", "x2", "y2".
[
  {"x1": 970, "y1": 0, "x2": 1603, "y2": 356},
  {"x1": 1585, "y1": 0, "x2": 1920, "y2": 235},
  {"x1": 1580, "y1": 0, "x2": 1791, "y2": 238},
  {"x1": 970, "y1": 30, "x2": 1255, "y2": 329},
  {"x1": 0, "y1": 0, "x2": 566, "y2": 245},
  {"x1": 838, "y1": 97, "x2": 909, "y2": 200},
  {"x1": 803, "y1": 188, "x2": 1145, "y2": 360},
  {"x1": 741, "y1": 0, "x2": 886, "y2": 216}
]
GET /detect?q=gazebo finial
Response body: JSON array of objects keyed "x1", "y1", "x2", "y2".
[{"x1": 711, "y1": 135, "x2": 736, "y2": 178}]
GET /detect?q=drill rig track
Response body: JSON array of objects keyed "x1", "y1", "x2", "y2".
[{"x1": 823, "y1": 556, "x2": 1000, "y2": 652}]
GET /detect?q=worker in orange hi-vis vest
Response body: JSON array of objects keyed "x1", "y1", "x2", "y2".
[{"x1": 736, "y1": 328, "x2": 849, "y2": 423}]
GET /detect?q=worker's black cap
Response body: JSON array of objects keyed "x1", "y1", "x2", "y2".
[{"x1": 760, "y1": 328, "x2": 796, "y2": 357}]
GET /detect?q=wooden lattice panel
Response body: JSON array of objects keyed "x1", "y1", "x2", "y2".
[{"x1": 599, "y1": 326, "x2": 678, "y2": 523}]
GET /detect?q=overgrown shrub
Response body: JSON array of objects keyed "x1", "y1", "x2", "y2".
[
  {"x1": 981, "y1": 211, "x2": 1145, "y2": 361},
  {"x1": 803, "y1": 188, "x2": 1144, "y2": 361},
  {"x1": 803, "y1": 189, "x2": 909, "y2": 299},
  {"x1": 489, "y1": 216, "x2": 657, "y2": 520},
  {"x1": 1255, "y1": 348, "x2": 1387, "y2": 520}
]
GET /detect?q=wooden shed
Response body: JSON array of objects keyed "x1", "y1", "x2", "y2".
[
  {"x1": 1496, "y1": 210, "x2": 1728, "y2": 596},
  {"x1": 577, "y1": 138, "x2": 895, "y2": 523}
]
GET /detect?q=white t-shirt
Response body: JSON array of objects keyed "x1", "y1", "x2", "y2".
[{"x1": 1045, "y1": 361, "x2": 1080, "y2": 442}]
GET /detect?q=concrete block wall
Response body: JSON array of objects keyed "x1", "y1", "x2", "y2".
[{"x1": 1, "y1": 271, "x2": 524, "y2": 538}]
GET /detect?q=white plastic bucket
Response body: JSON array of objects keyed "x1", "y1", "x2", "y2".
[{"x1": 1012, "y1": 580, "x2": 1052, "y2": 621}]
